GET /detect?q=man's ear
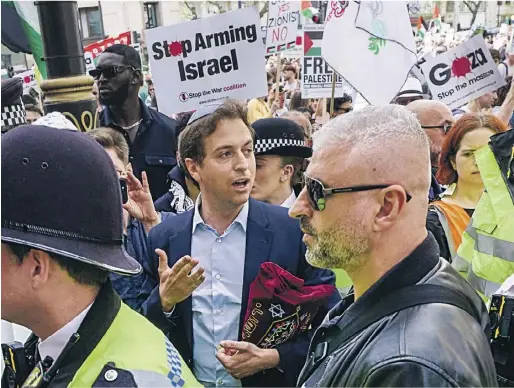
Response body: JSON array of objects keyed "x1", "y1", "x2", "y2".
[
  {"x1": 132, "y1": 69, "x2": 143, "y2": 86},
  {"x1": 25, "y1": 249, "x2": 52, "y2": 290},
  {"x1": 185, "y1": 158, "x2": 201, "y2": 184},
  {"x1": 372, "y1": 186, "x2": 408, "y2": 232}
]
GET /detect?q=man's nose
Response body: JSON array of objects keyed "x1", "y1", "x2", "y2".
[{"x1": 289, "y1": 186, "x2": 313, "y2": 220}]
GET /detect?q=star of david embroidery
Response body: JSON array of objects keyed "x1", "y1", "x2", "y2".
[{"x1": 269, "y1": 303, "x2": 285, "y2": 319}]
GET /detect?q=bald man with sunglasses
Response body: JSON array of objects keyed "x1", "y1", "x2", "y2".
[{"x1": 290, "y1": 105, "x2": 496, "y2": 387}]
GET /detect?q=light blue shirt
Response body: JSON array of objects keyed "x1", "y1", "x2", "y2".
[{"x1": 191, "y1": 196, "x2": 249, "y2": 387}]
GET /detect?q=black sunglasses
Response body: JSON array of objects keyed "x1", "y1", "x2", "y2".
[
  {"x1": 421, "y1": 124, "x2": 452, "y2": 134},
  {"x1": 89, "y1": 65, "x2": 136, "y2": 80},
  {"x1": 304, "y1": 175, "x2": 412, "y2": 211},
  {"x1": 187, "y1": 103, "x2": 223, "y2": 125}
]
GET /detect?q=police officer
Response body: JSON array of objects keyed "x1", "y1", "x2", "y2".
[
  {"x1": 251, "y1": 118, "x2": 312, "y2": 208},
  {"x1": 1, "y1": 125, "x2": 199, "y2": 387}
]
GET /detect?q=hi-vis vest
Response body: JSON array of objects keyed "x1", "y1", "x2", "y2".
[
  {"x1": 69, "y1": 303, "x2": 199, "y2": 387},
  {"x1": 455, "y1": 130, "x2": 514, "y2": 300},
  {"x1": 428, "y1": 201, "x2": 470, "y2": 275}
]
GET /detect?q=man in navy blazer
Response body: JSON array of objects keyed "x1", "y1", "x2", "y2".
[{"x1": 138, "y1": 100, "x2": 340, "y2": 387}]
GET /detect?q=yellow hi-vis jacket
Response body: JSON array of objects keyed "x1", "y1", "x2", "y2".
[{"x1": 454, "y1": 130, "x2": 514, "y2": 299}]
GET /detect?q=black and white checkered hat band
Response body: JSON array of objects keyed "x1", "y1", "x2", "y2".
[
  {"x1": 1, "y1": 104, "x2": 26, "y2": 129},
  {"x1": 255, "y1": 138, "x2": 305, "y2": 154}
]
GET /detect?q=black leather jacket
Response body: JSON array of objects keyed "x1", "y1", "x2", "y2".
[{"x1": 298, "y1": 235, "x2": 497, "y2": 387}]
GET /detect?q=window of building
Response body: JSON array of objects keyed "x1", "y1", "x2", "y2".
[
  {"x1": 79, "y1": 7, "x2": 103, "y2": 39},
  {"x1": 446, "y1": 1, "x2": 454, "y2": 12},
  {"x1": 144, "y1": 2, "x2": 160, "y2": 29}
]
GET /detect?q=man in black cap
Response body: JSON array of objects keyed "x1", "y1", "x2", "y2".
[
  {"x1": 251, "y1": 118, "x2": 312, "y2": 207},
  {"x1": 1, "y1": 78, "x2": 27, "y2": 134},
  {"x1": 1, "y1": 125, "x2": 198, "y2": 387},
  {"x1": 94, "y1": 44, "x2": 179, "y2": 201}
]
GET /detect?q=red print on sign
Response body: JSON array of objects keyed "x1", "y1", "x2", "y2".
[
  {"x1": 451, "y1": 56, "x2": 472, "y2": 78},
  {"x1": 326, "y1": 1, "x2": 349, "y2": 22},
  {"x1": 169, "y1": 41, "x2": 183, "y2": 57}
]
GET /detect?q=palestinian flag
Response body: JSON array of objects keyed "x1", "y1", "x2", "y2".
[
  {"x1": 303, "y1": 30, "x2": 323, "y2": 56},
  {"x1": 416, "y1": 17, "x2": 426, "y2": 39},
  {"x1": 1, "y1": 1, "x2": 47, "y2": 79}
]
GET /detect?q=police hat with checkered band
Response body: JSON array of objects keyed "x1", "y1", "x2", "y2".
[
  {"x1": 1, "y1": 78, "x2": 27, "y2": 134},
  {"x1": 252, "y1": 118, "x2": 312, "y2": 158},
  {"x1": 1, "y1": 124, "x2": 141, "y2": 275}
]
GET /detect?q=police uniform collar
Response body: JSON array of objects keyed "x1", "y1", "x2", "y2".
[{"x1": 39, "y1": 280, "x2": 121, "y2": 387}]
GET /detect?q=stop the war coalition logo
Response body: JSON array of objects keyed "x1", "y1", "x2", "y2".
[
  {"x1": 146, "y1": 6, "x2": 267, "y2": 116},
  {"x1": 420, "y1": 35, "x2": 505, "y2": 109}
]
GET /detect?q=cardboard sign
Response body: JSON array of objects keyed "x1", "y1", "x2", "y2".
[
  {"x1": 421, "y1": 35, "x2": 505, "y2": 109},
  {"x1": 302, "y1": 25, "x2": 351, "y2": 99},
  {"x1": 84, "y1": 31, "x2": 132, "y2": 60},
  {"x1": 13, "y1": 69, "x2": 37, "y2": 93},
  {"x1": 265, "y1": 1, "x2": 300, "y2": 54},
  {"x1": 84, "y1": 51, "x2": 95, "y2": 73},
  {"x1": 145, "y1": 6, "x2": 267, "y2": 115}
]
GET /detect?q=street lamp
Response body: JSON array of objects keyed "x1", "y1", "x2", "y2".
[{"x1": 36, "y1": 1, "x2": 96, "y2": 131}]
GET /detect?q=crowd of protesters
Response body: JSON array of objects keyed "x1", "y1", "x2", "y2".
[{"x1": 1, "y1": 25, "x2": 514, "y2": 387}]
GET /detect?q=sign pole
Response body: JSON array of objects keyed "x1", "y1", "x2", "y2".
[
  {"x1": 329, "y1": 67, "x2": 337, "y2": 117},
  {"x1": 275, "y1": 52, "x2": 282, "y2": 94}
]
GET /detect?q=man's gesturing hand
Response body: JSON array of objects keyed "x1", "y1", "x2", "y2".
[
  {"x1": 216, "y1": 341, "x2": 280, "y2": 379},
  {"x1": 156, "y1": 249, "x2": 205, "y2": 312}
]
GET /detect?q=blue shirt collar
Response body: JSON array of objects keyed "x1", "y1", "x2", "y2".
[{"x1": 192, "y1": 193, "x2": 249, "y2": 233}]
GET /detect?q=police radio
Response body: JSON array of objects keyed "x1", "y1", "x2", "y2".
[
  {"x1": 1, "y1": 333, "x2": 79, "y2": 388},
  {"x1": 489, "y1": 294, "x2": 514, "y2": 387}
]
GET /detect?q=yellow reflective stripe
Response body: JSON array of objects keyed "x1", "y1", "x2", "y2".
[
  {"x1": 466, "y1": 226, "x2": 514, "y2": 263},
  {"x1": 467, "y1": 265, "x2": 501, "y2": 298}
]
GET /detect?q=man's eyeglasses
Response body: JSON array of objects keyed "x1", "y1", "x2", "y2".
[
  {"x1": 421, "y1": 123, "x2": 452, "y2": 134},
  {"x1": 304, "y1": 175, "x2": 412, "y2": 211},
  {"x1": 89, "y1": 66, "x2": 136, "y2": 80},
  {"x1": 187, "y1": 103, "x2": 223, "y2": 125}
]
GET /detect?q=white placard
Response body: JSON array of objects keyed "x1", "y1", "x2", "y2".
[
  {"x1": 84, "y1": 51, "x2": 95, "y2": 73},
  {"x1": 265, "y1": 1, "x2": 300, "y2": 55},
  {"x1": 302, "y1": 25, "x2": 350, "y2": 99},
  {"x1": 146, "y1": 6, "x2": 267, "y2": 115},
  {"x1": 13, "y1": 70, "x2": 37, "y2": 93},
  {"x1": 421, "y1": 35, "x2": 506, "y2": 109}
]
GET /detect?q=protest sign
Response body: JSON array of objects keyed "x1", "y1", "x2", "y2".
[
  {"x1": 84, "y1": 31, "x2": 132, "y2": 60},
  {"x1": 421, "y1": 35, "x2": 505, "y2": 109},
  {"x1": 146, "y1": 6, "x2": 267, "y2": 115},
  {"x1": 84, "y1": 52, "x2": 95, "y2": 73},
  {"x1": 265, "y1": 1, "x2": 300, "y2": 55},
  {"x1": 13, "y1": 69, "x2": 37, "y2": 93},
  {"x1": 302, "y1": 25, "x2": 351, "y2": 99}
]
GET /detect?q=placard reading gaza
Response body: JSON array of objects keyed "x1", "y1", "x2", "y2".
[
  {"x1": 421, "y1": 35, "x2": 505, "y2": 109},
  {"x1": 146, "y1": 6, "x2": 267, "y2": 115}
]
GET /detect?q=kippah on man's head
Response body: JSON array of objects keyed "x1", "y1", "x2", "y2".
[{"x1": 1, "y1": 78, "x2": 27, "y2": 134}]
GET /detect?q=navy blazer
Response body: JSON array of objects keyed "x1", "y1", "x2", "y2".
[{"x1": 138, "y1": 198, "x2": 340, "y2": 387}]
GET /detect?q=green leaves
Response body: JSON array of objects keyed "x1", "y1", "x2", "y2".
[{"x1": 368, "y1": 36, "x2": 386, "y2": 55}]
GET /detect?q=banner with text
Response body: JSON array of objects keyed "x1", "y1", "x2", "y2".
[
  {"x1": 14, "y1": 69, "x2": 38, "y2": 93},
  {"x1": 265, "y1": 1, "x2": 300, "y2": 55},
  {"x1": 301, "y1": 25, "x2": 351, "y2": 99},
  {"x1": 146, "y1": 6, "x2": 267, "y2": 115},
  {"x1": 84, "y1": 31, "x2": 132, "y2": 59},
  {"x1": 421, "y1": 35, "x2": 505, "y2": 109}
]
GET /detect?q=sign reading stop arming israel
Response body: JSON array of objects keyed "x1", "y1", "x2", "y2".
[
  {"x1": 265, "y1": 1, "x2": 300, "y2": 54},
  {"x1": 301, "y1": 25, "x2": 350, "y2": 99},
  {"x1": 421, "y1": 35, "x2": 505, "y2": 109},
  {"x1": 146, "y1": 6, "x2": 267, "y2": 115}
]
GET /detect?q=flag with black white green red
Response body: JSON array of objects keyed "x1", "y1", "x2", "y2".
[{"x1": 303, "y1": 30, "x2": 323, "y2": 56}]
